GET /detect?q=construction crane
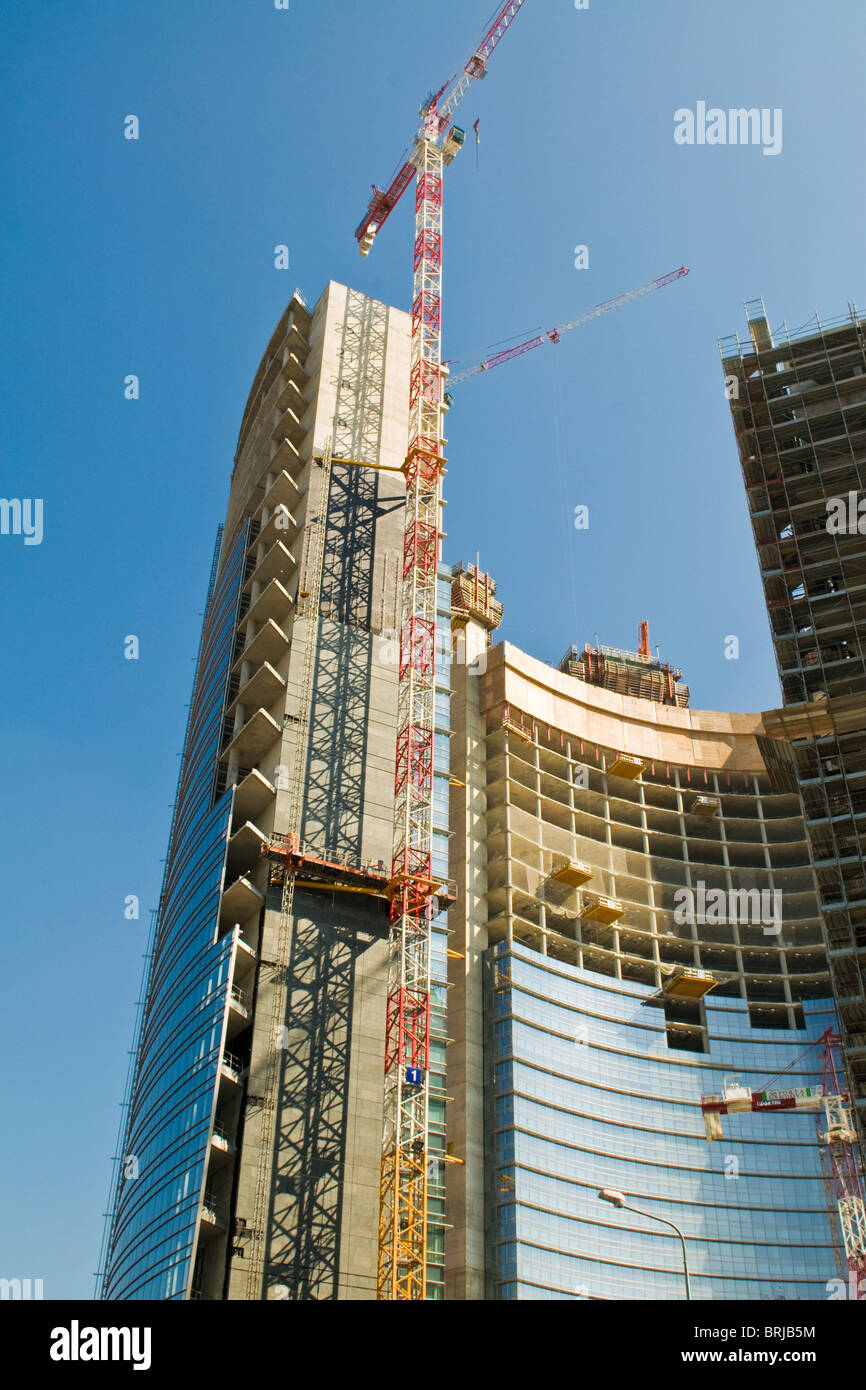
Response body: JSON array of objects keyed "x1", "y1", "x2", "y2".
[
  {"x1": 354, "y1": 0, "x2": 531, "y2": 1301},
  {"x1": 700, "y1": 1028, "x2": 866, "y2": 1299},
  {"x1": 355, "y1": 2, "x2": 528, "y2": 257},
  {"x1": 445, "y1": 267, "x2": 689, "y2": 388}
]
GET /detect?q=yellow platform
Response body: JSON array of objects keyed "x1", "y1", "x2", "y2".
[
  {"x1": 581, "y1": 893, "x2": 624, "y2": 925},
  {"x1": 661, "y1": 967, "x2": 717, "y2": 999},
  {"x1": 608, "y1": 753, "x2": 645, "y2": 780},
  {"x1": 548, "y1": 857, "x2": 593, "y2": 888}
]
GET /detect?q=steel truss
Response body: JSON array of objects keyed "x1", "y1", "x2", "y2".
[
  {"x1": 243, "y1": 436, "x2": 334, "y2": 1299},
  {"x1": 378, "y1": 136, "x2": 444, "y2": 1301}
]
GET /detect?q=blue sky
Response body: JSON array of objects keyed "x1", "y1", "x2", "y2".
[{"x1": 1, "y1": 0, "x2": 864, "y2": 1299}]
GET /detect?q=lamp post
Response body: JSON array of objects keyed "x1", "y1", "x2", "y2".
[{"x1": 598, "y1": 1188, "x2": 692, "y2": 1300}]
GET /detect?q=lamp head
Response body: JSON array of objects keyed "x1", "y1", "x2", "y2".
[{"x1": 598, "y1": 1188, "x2": 626, "y2": 1208}]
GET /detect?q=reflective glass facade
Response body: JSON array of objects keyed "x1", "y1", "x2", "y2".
[
  {"x1": 487, "y1": 941, "x2": 843, "y2": 1300},
  {"x1": 101, "y1": 527, "x2": 247, "y2": 1299}
]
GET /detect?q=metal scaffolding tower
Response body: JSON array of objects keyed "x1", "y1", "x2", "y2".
[{"x1": 244, "y1": 437, "x2": 334, "y2": 1298}]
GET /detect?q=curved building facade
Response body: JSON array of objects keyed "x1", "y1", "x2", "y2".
[
  {"x1": 102, "y1": 527, "x2": 248, "y2": 1298},
  {"x1": 447, "y1": 630, "x2": 849, "y2": 1299},
  {"x1": 486, "y1": 944, "x2": 837, "y2": 1299}
]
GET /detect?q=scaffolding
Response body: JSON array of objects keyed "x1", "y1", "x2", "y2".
[
  {"x1": 243, "y1": 437, "x2": 334, "y2": 1299},
  {"x1": 720, "y1": 299, "x2": 866, "y2": 1149},
  {"x1": 718, "y1": 302, "x2": 863, "y2": 361}
]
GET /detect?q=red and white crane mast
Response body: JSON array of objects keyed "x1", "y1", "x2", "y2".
[{"x1": 353, "y1": 0, "x2": 530, "y2": 1301}]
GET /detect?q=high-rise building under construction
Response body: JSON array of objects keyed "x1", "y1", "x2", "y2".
[
  {"x1": 447, "y1": 608, "x2": 851, "y2": 1298},
  {"x1": 100, "y1": 284, "x2": 864, "y2": 1302},
  {"x1": 721, "y1": 304, "x2": 866, "y2": 1149},
  {"x1": 99, "y1": 281, "x2": 453, "y2": 1301}
]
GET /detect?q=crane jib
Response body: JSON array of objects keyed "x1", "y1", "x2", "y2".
[
  {"x1": 354, "y1": 1, "x2": 531, "y2": 248},
  {"x1": 446, "y1": 267, "x2": 689, "y2": 388}
]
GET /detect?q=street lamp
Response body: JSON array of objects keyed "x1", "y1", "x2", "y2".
[{"x1": 598, "y1": 1189, "x2": 692, "y2": 1300}]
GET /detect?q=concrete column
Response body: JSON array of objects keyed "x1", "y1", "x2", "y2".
[{"x1": 445, "y1": 616, "x2": 489, "y2": 1301}]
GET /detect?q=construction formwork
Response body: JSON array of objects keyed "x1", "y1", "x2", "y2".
[
  {"x1": 451, "y1": 562, "x2": 504, "y2": 631},
  {"x1": 558, "y1": 643, "x2": 690, "y2": 707}
]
